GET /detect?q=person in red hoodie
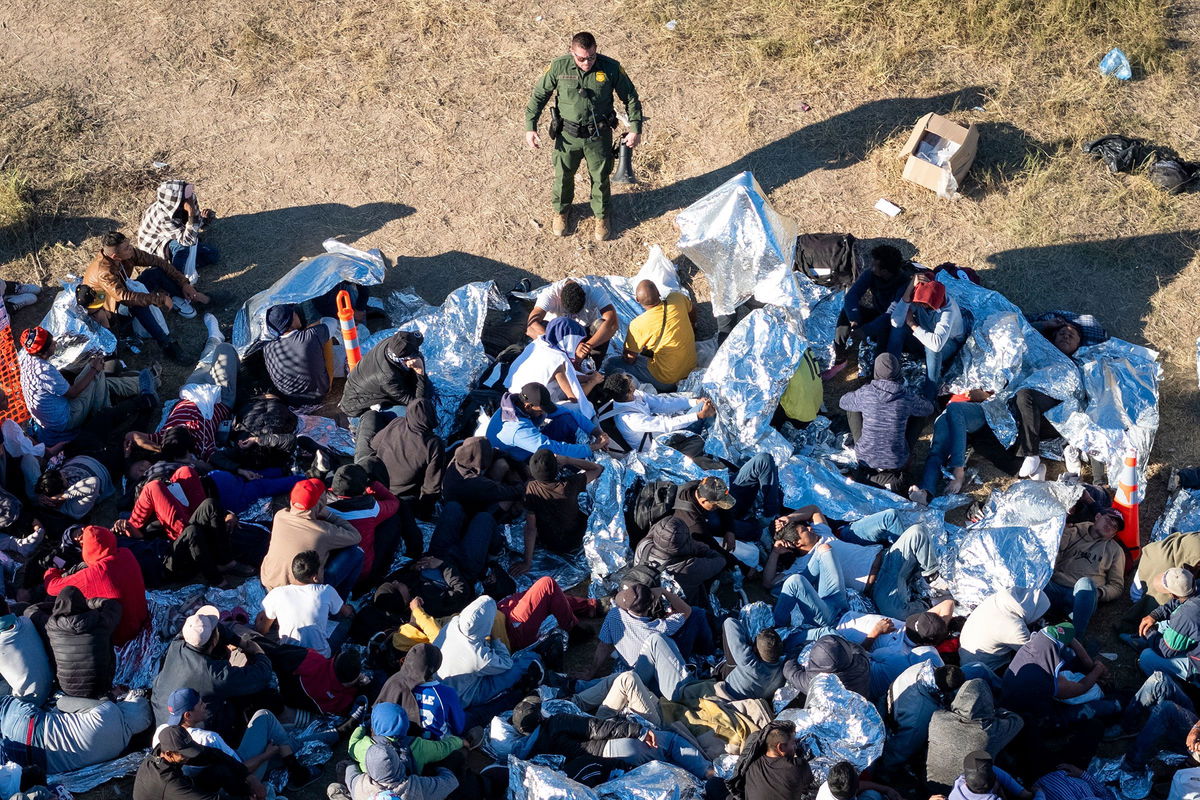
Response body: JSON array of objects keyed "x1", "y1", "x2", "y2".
[
  {"x1": 44, "y1": 526, "x2": 149, "y2": 645},
  {"x1": 118, "y1": 465, "x2": 207, "y2": 539},
  {"x1": 324, "y1": 464, "x2": 401, "y2": 588}
]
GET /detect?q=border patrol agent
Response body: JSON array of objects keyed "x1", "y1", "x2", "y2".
[{"x1": 524, "y1": 31, "x2": 644, "y2": 242}]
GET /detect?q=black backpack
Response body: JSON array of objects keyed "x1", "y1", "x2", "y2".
[
  {"x1": 795, "y1": 233, "x2": 858, "y2": 289},
  {"x1": 624, "y1": 478, "x2": 679, "y2": 542}
]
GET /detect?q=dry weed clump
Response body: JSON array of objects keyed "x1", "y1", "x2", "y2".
[{"x1": 0, "y1": 172, "x2": 35, "y2": 234}]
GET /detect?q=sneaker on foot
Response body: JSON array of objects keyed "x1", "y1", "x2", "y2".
[
  {"x1": 908, "y1": 486, "x2": 930, "y2": 506},
  {"x1": 15, "y1": 283, "x2": 41, "y2": 295},
  {"x1": 203, "y1": 313, "x2": 224, "y2": 342},
  {"x1": 1031, "y1": 463, "x2": 1047, "y2": 481},
  {"x1": 820, "y1": 362, "x2": 848, "y2": 381},
  {"x1": 326, "y1": 784, "x2": 352, "y2": 800},
  {"x1": 1168, "y1": 468, "x2": 1182, "y2": 494},
  {"x1": 171, "y1": 296, "x2": 197, "y2": 319},
  {"x1": 1018, "y1": 455, "x2": 1041, "y2": 478}
]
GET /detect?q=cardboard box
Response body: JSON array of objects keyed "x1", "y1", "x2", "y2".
[{"x1": 898, "y1": 112, "x2": 979, "y2": 196}]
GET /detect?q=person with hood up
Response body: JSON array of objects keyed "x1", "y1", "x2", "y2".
[
  {"x1": 440, "y1": 436, "x2": 524, "y2": 514},
  {"x1": 887, "y1": 274, "x2": 966, "y2": 398},
  {"x1": 633, "y1": 516, "x2": 725, "y2": 606},
  {"x1": 926, "y1": 679, "x2": 1025, "y2": 796},
  {"x1": 506, "y1": 317, "x2": 603, "y2": 418},
  {"x1": 825, "y1": 244, "x2": 915, "y2": 380},
  {"x1": 513, "y1": 448, "x2": 604, "y2": 576},
  {"x1": 0, "y1": 597, "x2": 53, "y2": 706},
  {"x1": 136, "y1": 180, "x2": 218, "y2": 278},
  {"x1": 959, "y1": 587, "x2": 1050, "y2": 673},
  {"x1": 783, "y1": 634, "x2": 873, "y2": 700},
  {"x1": 337, "y1": 739, "x2": 458, "y2": 800},
  {"x1": 44, "y1": 586, "x2": 122, "y2": 700},
  {"x1": 0, "y1": 689, "x2": 152, "y2": 774},
  {"x1": 879, "y1": 662, "x2": 965, "y2": 775},
  {"x1": 261, "y1": 478, "x2": 363, "y2": 596},
  {"x1": 339, "y1": 330, "x2": 429, "y2": 419},
  {"x1": 367, "y1": 398, "x2": 446, "y2": 515},
  {"x1": 323, "y1": 463, "x2": 403, "y2": 585},
  {"x1": 485, "y1": 382, "x2": 607, "y2": 462},
  {"x1": 261, "y1": 303, "x2": 333, "y2": 406},
  {"x1": 377, "y1": 644, "x2": 467, "y2": 740},
  {"x1": 44, "y1": 525, "x2": 148, "y2": 645},
  {"x1": 152, "y1": 605, "x2": 274, "y2": 738},
  {"x1": 1046, "y1": 509, "x2": 1126, "y2": 640},
  {"x1": 839, "y1": 352, "x2": 934, "y2": 492},
  {"x1": 433, "y1": 595, "x2": 542, "y2": 715},
  {"x1": 946, "y1": 751, "x2": 1033, "y2": 800},
  {"x1": 348, "y1": 702, "x2": 463, "y2": 775}
]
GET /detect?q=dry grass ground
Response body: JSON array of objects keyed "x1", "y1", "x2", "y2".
[{"x1": 1, "y1": 0, "x2": 1199, "y2": 794}]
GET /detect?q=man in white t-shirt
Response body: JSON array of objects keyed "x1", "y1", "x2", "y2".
[
  {"x1": 526, "y1": 278, "x2": 618, "y2": 365},
  {"x1": 256, "y1": 550, "x2": 353, "y2": 657}
]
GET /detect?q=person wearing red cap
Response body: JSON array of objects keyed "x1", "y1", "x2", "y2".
[
  {"x1": 261, "y1": 478, "x2": 363, "y2": 596},
  {"x1": 887, "y1": 274, "x2": 965, "y2": 398},
  {"x1": 16, "y1": 326, "x2": 156, "y2": 444}
]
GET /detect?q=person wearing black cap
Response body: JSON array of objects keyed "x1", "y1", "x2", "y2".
[
  {"x1": 134, "y1": 724, "x2": 265, "y2": 800},
  {"x1": 340, "y1": 330, "x2": 429, "y2": 418},
  {"x1": 324, "y1": 462, "x2": 406, "y2": 585},
  {"x1": 485, "y1": 382, "x2": 607, "y2": 462},
  {"x1": 261, "y1": 304, "x2": 333, "y2": 406},
  {"x1": 839, "y1": 352, "x2": 934, "y2": 493},
  {"x1": 590, "y1": 582, "x2": 710, "y2": 701},
  {"x1": 946, "y1": 750, "x2": 1031, "y2": 800},
  {"x1": 512, "y1": 447, "x2": 603, "y2": 576}
]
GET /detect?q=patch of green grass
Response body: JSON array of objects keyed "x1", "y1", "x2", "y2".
[{"x1": 0, "y1": 171, "x2": 34, "y2": 232}]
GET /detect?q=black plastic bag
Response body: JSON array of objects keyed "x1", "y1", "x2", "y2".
[{"x1": 1082, "y1": 135, "x2": 1144, "y2": 173}]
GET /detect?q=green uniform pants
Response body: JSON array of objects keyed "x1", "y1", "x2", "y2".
[{"x1": 552, "y1": 130, "x2": 613, "y2": 218}]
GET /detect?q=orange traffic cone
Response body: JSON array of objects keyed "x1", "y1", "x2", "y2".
[
  {"x1": 1113, "y1": 447, "x2": 1141, "y2": 565},
  {"x1": 336, "y1": 290, "x2": 362, "y2": 371}
]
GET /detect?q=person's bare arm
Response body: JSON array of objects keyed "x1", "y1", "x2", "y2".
[
  {"x1": 513, "y1": 513, "x2": 537, "y2": 577},
  {"x1": 861, "y1": 617, "x2": 896, "y2": 652},
  {"x1": 762, "y1": 543, "x2": 789, "y2": 588},
  {"x1": 553, "y1": 367, "x2": 577, "y2": 401},
  {"x1": 254, "y1": 611, "x2": 273, "y2": 635},
  {"x1": 64, "y1": 354, "x2": 104, "y2": 399},
  {"x1": 526, "y1": 307, "x2": 548, "y2": 339},
  {"x1": 560, "y1": 456, "x2": 604, "y2": 483},
  {"x1": 1057, "y1": 661, "x2": 1106, "y2": 699},
  {"x1": 588, "y1": 307, "x2": 619, "y2": 347}
]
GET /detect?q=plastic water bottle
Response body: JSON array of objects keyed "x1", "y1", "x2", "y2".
[{"x1": 1099, "y1": 48, "x2": 1133, "y2": 80}]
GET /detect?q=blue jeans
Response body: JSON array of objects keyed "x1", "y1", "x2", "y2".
[
  {"x1": 921, "y1": 402, "x2": 987, "y2": 494},
  {"x1": 168, "y1": 239, "x2": 220, "y2": 270},
  {"x1": 1043, "y1": 577, "x2": 1099, "y2": 639},
  {"x1": 469, "y1": 650, "x2": 541, "y2": 705},
  {"x1": 775, "y1": 572, "x2": 839, "y2": 652},
  {"x1": 602, "y1": 730, "x2": 711, "y2": 779},
  {"x1": 872, "y1": 524, "x2": 938, "y2": 619},
  {"x1": 633, "y1": 633, "x2": 691, "y2": 702},
  {"x1": 323, "y1": 546, "x2": 364, "y2": 598},
  {"x1": 1139, "y1": 647, "x2": 1199, "y2": 681},
  {"x1": 671, "y1": 608, "x2": 714, "y2": 659},
  {"x1": 838, "y1": 509, "x2": 906, "y2": 546},
  {"x1": 729, "y1": 453, "x2": 782, "y2": 524},
  {"x1": 1124, "y1": 673, "x2": 1198, "y2": 768}
]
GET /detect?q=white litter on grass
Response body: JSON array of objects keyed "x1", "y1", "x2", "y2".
[
  {"x1": 665, "y1": 19, "x2": 678, "y2": 30},
  {"x1": 875, "y1": 198, "x2": 902, "y2": 217}
]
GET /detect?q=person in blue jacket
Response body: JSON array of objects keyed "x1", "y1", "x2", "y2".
[
  {"x1": 824, "y1": 245, "x2": 915, "y2": 380},
  {"x1": 484, "y1": 382, "x2": 607, "y2": 462}
]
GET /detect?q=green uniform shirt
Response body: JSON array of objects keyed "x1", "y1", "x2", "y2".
[{"x1": 525, "y1": 53, "x2": 644, "y2": 134}]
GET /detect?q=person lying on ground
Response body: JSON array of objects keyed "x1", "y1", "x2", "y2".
[
  {"x1": 0, "y1": 689, "x2": 153, "y2": 775},
  {"x1": 1045, "y1": 508, "x2": 1125, "y2": 642}
]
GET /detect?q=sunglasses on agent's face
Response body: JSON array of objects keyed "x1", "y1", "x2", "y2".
[{"x1": 571, "y1": 48, "x2": 598, "y2": 67}]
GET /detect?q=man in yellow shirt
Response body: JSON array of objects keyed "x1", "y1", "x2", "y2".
[{"x1": 608, "y1": 281, "x2": 697, "y2": 392}]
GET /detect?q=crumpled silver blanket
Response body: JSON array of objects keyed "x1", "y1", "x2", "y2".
[
  {"x1": 232, "y1": 239, "x2": 385, "y2": 352},
  {"x1": 776, "y1": 672, "x2": 885, "y2": 781}
]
